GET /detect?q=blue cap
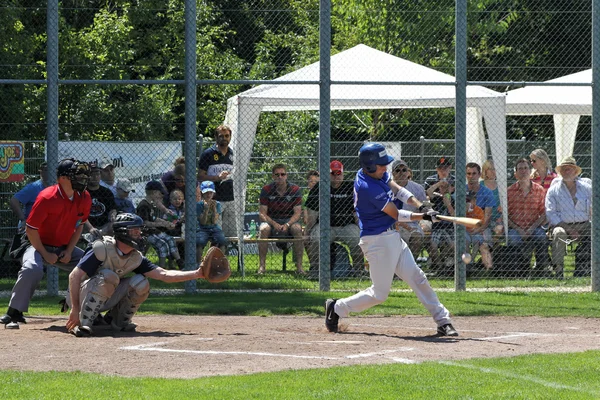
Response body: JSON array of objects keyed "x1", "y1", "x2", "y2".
[{"x1": 201, "y1": 181, "x2": 216, "y2": 193}]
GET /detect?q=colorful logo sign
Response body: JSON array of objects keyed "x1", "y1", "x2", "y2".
[{"x1": 0, "y1": 141, "x2": 24, "y2": 182}]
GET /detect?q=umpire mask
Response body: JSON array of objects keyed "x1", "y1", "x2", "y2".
[{"x1": 57, "y1": 159, "x2": 91, "y2": 193}]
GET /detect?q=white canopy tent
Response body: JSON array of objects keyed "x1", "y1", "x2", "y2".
[
  {"x1": 505, "y1": 69, "x2": 591, "y2": 164},
  {"x1": 224, "y1": 44, "x2": 508, "y2": 240}
]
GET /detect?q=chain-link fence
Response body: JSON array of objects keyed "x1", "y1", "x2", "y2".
[{"x1": 1, "y1": 1, "x2": 597, "y2": 296}]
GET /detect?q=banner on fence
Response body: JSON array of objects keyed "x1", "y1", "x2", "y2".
[
  {"x1": 0, "y1": 141, "x2": 25, "y2": 182},
  {"x1": 58, "y1": 141, "x2": 182, "y2": 205}
]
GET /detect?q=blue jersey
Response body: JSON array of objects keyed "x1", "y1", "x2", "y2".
[
  {"x1": 467, "y1": 184, "x2": 496, "y2": 209},
  {"x1": 354, "y1": 169, "x2": 399, "y2": 237},
  {"x1": 14, "y1": 179, "x2": 46, "y2": 219}
]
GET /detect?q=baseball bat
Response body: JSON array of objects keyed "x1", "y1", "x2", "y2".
[{"x1": 435, "y1": 215, "x2": 482, "y2": 229}]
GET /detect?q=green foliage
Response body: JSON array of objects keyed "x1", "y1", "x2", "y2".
[{"x1": 0, "y1": 0, "x2": 591, "y2": 143}]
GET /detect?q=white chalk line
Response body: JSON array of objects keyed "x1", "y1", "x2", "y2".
[
  {"x1": 439, "y1": 361, "x2": 600, "y2": 396},
  {"x1": 288, "y1": 340, "x2": 365, "y2": 345},
  {"x1": 345, "y1": 348, "x2": 414, "y2": 359},
  {"x1": 121, "y1": 342, "x2": 414, "y2": 362}
]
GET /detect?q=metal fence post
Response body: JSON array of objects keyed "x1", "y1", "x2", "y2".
[
  {"x1": 592, "y1": 0, "x2": 599, "y2": 292},
  {"x1": 184, "y1": 0, "x2": 198, "y2": 294},
  {"x1": 454, "y1": 0, "x2": 468, "y2": 291},
  {"x1": 46, "y1": 0, "x2": 60, "y2": 296},
  {"x1": 318, "y1": 0, "x2": 332, "y2": 291}
]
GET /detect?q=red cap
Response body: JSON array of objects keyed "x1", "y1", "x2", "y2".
[{"x1": 330, "y1": 160, "x2": 344, "y2": 173}]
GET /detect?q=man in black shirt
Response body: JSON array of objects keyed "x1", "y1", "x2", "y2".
[
  {"x1": 198, "y1": 125, "x2": 235, "y2": 237},
  {"x1": 83, "y1": 162, "x2": 117, "y2": 242},
  {"x1": 305, "y1": 161, "x2": 362, "y2": 273}
]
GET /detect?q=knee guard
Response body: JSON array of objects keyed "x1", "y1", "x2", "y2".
[
  {"x1": 110, "y1": 274, "x2": 149, "y2": 331},
  {"x1": 79, "y1": 269, "x2": 119, "y2": 328}
]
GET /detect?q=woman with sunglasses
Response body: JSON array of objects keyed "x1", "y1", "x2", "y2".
[{"x1": 529, "y1": 149, "x2": 557, "y2": 193}]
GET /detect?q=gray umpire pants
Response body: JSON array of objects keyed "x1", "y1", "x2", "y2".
[{"x1": 9, "y1": 244, "x2": 84, "y2": 313}]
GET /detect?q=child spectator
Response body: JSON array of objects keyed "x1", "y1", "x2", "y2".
[
  {"x1": 114, "y1": 178, "x2": 136, "y2": 214},
  {"x1": 164, "y1": 189, "x2": 184, "y2": 236},
  {"x1": 195, "y1": 181, "x2": 228, "y2": 263},
  {"x1": 137, "y1": 180, "x2": 184, "y2": 269},
  {"x1": 465, "y1": 191, "x2": 492, "y2": 270}
]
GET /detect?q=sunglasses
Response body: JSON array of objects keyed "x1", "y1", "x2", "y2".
[
  {"x1": 394, "y1": 167, "x2": 408, "y2": 174},
  {"x1": 330, "y1": 170, "x2": 342, "y2": 176},
  {"x1": 530, "y1": 159, "x2": 537, "y2": 163},
  {"x1": 273, "y1": 173, "x2": 287, "y2": 177}
]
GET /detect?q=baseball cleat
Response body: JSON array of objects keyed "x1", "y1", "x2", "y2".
[
  {"x1": 0, "y1": 314, "x2": 11, "y2": 325},
  {"x1": 5, "y1": 321, "x2": 20, "y2": 329},
  {"x1": 437, "y1": 323, "x2": 459, "y2": 337},
  {"x1": 325, "y1": 299, "x2": 339, "y2": 333},
  {"x1": 73, "y1": 326, "x2": 93, "y2": 337},
  {"x1": 111, "y1": 320, "x2": 137, "y2": 333}
]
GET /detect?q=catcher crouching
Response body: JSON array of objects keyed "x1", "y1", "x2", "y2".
[{"x1": 65, "y1": 213, "x2": 230, "y2": 337}]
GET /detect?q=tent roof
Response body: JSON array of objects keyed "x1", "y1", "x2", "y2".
[
  {"x1": 233, "y1": 44, "x2": 504, "y2": 111},
  {"x1": 505, "y1": 69, "x2": 591, "y2": 115}
]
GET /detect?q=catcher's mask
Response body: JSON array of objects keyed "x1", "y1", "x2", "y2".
[
  {"x1": 113, "y1": 213, "x2": 147, "y2": 252},
  {"x1": 57, "y1": 158, "x2": 91, "y2": 193}
]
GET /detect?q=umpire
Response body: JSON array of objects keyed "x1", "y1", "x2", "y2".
[{"x1": 1, "y1": 159, "x2": 92, "y2": 329}]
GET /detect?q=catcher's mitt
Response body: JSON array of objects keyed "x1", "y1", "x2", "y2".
[{"x1": 201, "y1": 246, "x2": 231, "y2": 283}]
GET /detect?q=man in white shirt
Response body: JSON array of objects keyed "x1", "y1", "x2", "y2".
[
  {"x1": 391, "y1": 159, "x2": 427, "y2": 255},
  {"x1": 545, "y1": 156, "x2": 591, "y2": 278}
]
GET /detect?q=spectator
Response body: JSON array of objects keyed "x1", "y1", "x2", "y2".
[
  {"x1": 446, "y1": 191, "x2": 492, "y2": 270},
  {"x1": 391, "y1": 159, "x2": 427, "y2": 255},
  {"x1": 136, "y1": 180, "x2": 184, "y2": 270},
  {"x1": 198, "y1": 125, "x2": 235, "y2": 238},
  {"x1": 304, "y1": 161, "x2": 362, "y2": 274},
  {"x1": 465, "y1": 162, "x2": 496, "y2": 249},
  {"x1": 195, "y1": 181, "x2": 227, "y2": 263},
  {"x1": 481, "y1": 159, "x2": 504, "y2": 237},
  {"x1": 545, "y1": 156, "x2": 591, "y2": 279},
  {"x1": 164, "y1": 189, "x2": 184, "y2": 236},
  {"x1": 1, "y1": 159, "x2": 92, "y2": 329},
  {"x1": 306, "y1": 170, "x2": 320, "y2": 190},
  {"x1": 302, "y1": 170, "x2": 320, "y2": 226},
  {"x1": 83, "y1": 162, "x2": 117, "y2": 242},
  {"x1": 161, "y1": 157, "x2": 186, "y2": 203},
  {"x1": 114, "y1": 178, "x2": 136, "y2": 214},
  {"x1": 530, "y1": 149, "x2": 557, "y2": 193},
  {"x1": 507, "y1": 158, "x2": 549, "y2": 274},
  {"x1": 9, "y1": 162, "x2": 51, "y2": 230},
  {"x1": 423, "y1": 156, "x2": 456, "y2": 275},
  {"x1": 99, "y1": 158, "x2": 117, "y2": 196},
  {"x1": 258, "y1": 164, "x2": 305, "y2": 275}
]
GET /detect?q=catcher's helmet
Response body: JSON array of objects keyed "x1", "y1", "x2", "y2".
[
  {"x1": 358, "y1": 143, "x2": 394, "y2": 173},
  {"x1": 113, "y1": 213, "x2": 147, "y2": 252},
  {"x1": 57, "y1": 158, "x2": 91, "y2": 193}
]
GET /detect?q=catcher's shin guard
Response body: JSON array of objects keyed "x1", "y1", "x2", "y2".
[
  {"x1": 110, "y1": 274, "x2": 149, "y2": 332},
  {"x1": 78, "y1": 269, "x2": 119, "y2": 331}
]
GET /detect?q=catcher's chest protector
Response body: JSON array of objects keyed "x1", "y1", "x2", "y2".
[{"x1": 93, "y1": 237, "x2": 143, "y2": 278}]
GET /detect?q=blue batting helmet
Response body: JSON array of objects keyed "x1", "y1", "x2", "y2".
[{"x1": 358, "y1": 143, "x2": 394, "y2": 173}]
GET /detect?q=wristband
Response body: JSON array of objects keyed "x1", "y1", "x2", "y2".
[
  {"x1": 397, "y1": 209, "x2": 412, "y2": 222},
  {"x1": 444, "y1": 193, "x2": 451, "y2": 199}
]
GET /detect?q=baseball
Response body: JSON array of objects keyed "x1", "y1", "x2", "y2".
[{"x1": 461, "y1": 253, "x2": 472, "y2": 264}]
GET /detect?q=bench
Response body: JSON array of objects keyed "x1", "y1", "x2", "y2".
[{"x1": 226, "y1": 236, "x2": 304, "y2": 274}]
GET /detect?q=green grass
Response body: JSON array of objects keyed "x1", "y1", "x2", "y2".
[
  {"x1": 8, "y1": 290, "x2": 600, "y2": 318},
  {"x1": 2, "y1": 351, "x2": 600, "y2": 399}
]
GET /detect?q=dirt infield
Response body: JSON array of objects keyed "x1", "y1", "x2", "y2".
[{"x1": 1, "y1": 315, "x2": 599, "y2": 379}]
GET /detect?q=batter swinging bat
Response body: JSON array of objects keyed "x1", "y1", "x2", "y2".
[{"x1": 435, "y1": 215, "x2": 482, "y2": 229}]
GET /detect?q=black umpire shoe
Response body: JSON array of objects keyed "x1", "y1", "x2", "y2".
[
  {"x1": 325, "y1": 299, "x2": 339, "y2": 333},
  {"x1": 437, "y1": 323, "x2": 459, "y2": 337},
  {"x1": 1, "y1": 307, "x2": 27, "y2": 325}
]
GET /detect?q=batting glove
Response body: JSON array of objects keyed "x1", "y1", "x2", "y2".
[{"x1": 422, "y1": 209, "x2": 440, "y2": 222}]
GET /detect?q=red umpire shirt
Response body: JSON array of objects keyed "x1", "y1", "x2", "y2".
[{"x1": 26, "y1": 184, "x2": 92, "y2": 247}]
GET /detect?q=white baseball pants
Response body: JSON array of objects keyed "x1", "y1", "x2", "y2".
[{"x1": 335, "y1": 230, "x2": 452, "y2": 327}]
